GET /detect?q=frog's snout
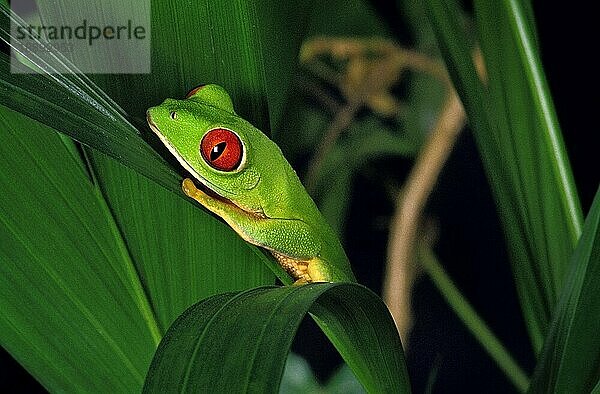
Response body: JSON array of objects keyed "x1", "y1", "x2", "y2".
[{"x1": 146, "y1": 108, "x2": 160, "y2": 133}]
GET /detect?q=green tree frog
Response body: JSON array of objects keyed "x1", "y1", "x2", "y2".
[{"x1": 146, "y1": 84, "x2": 356, "y2": 284}]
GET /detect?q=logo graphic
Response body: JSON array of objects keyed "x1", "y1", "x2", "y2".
[{"x1": 10, "y1": 0, "x2": 151, "y2": 74}]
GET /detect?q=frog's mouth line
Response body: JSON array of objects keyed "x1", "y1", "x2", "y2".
[{"x1": 185, "y1": 176, "x2": 233, "y2": 205}]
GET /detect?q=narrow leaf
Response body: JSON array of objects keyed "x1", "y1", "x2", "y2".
[
  {"x1": 425, "y1": 0, "x2": 583, "y2": 351},
  {"x1": 0, "y1": 53, "x2": 181, "y2": 195},
  {"x1": 473, "y1": 0, "x2": 582, "y2": 348},
  {"x1": 529, "y1": 186, "x2": 600, "y2": 393},
  {"x1": 501, "y1": 0, "x2": 582, "y2": 238},
  {"x1": 0, "y1": 5, "x2": 181, "y2": 193}
]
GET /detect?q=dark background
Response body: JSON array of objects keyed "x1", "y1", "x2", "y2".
[
  {"x1": 1, "y1": 2, "x2": 597, "y2": 392},
  {"x1": 296, "y1": 2, "x2": 598, "y2": 393}
]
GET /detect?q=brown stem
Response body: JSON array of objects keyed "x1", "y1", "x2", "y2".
[
  {"x1": 383, "y1": 90, "x2": 466, "y2": 343},
  {"x1": 304, "y1": 100, "x2": 362, "y2": 192},
  {"x1": 296, "y1": 77, "x2": 342, "y2": 114},
  {"x1": 301, "y1": 40, "x2": 450, "y2": 194}
]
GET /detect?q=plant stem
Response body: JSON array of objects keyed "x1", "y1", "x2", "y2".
[
  {"x1": 383, "y1": 89, "x2": 464, "y2": 343},
  {"x1": 419, "y1": 246, "x2": 529, "y2": 392}
]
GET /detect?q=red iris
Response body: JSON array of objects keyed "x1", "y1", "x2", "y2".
[{"x1": 200, "y1": 128, "x2": 243, "y2": 171}]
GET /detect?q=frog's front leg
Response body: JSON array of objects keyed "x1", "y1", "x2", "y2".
[{"x1": 182, "y1": 178, "x2": 324, "y2": 282}]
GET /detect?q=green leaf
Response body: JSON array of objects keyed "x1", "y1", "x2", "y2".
[
  {"x1": 498, "y1": 0, "x2": 580, "y2": 236},
  {"x1": 0, "y1": 52, "x2": 181, "y2": 194},
  {"x1": 0, "y1": 106, "x2": 159, "y2": 391},
  {"x1": 143, "y1": 284, "x2": 410, "y2": 393},
  {"x1": 474, "y1": 0, "x2": 582, "y2": 289},
  {"x1": 1, "y1": 0, "x2": 312, "y2": 389},
  {"x1": 0, "y1": 0, "x2": 314, "y2": 320},
  {"x1": 529, "y1": 186, "x2": 600, "y2": 393},
  {"x1": 87, "y1": 154, "x2": 275, "y2": 329},
  {"x1": 424, "y1": 0, "x2": 583, "y2": 351}
]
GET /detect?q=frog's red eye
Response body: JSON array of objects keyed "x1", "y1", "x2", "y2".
[
  {"x1": 186, "y1": 85, "x2": 206, "y2": 98},
  {"x1": 200, "y1": 128, "x2": 243, "y2": 171}
]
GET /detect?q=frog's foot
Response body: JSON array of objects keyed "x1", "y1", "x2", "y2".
[
  {"x1": 183, "y1": 178, "x2": 221, "y2": 204},
  {"x1": 271, "y1": 251, "x2": 333, "y2": 285},
  {"x1": 270, "y1": 251, "x2": 313, "y2": 284},
  {"x1": 292, "y1": 277, "x2": 310, "y2": 286},
  {"x1": 182, "y1": 177, "x2": 245, "y2": 216},
  {"x1": 292, "y1": 275, "x2": 329, "y2": 286},
  {"x1": 182, "y1": 178, "x2": 199, "y2": 199}
]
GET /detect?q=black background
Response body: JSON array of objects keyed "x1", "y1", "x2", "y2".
[
  {"x1": 295, "y1": 2, "x2": 598, "y2": 392},
  {"x1": 1, "y1": 2, "x2": 597, "y2": 392}
]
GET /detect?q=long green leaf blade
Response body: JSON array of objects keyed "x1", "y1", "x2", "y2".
[
  {"x1": 143, "y1": 284, "x2": 410, "y2": 393},
  {"x1": 500, "y1": 0, "x2": 581, "y2": 239},
  {"x1": 473, "y1": 0, "x2": 582, "y2": 349},
  {"x1": 0, "y1": 106, "x2": 159, "y2": 392},
  {"x1": 0, "y1": 52, "x2": 181, "y2": 193},
  {"x1": 424, "y1": 0, "x2": 583, "y2": 351},
  {"x1": 424, "y1": 0, "x2": 543, "y2": 350},
  {"x1": 529, "y1": 186, "x2": 600, "y2": 393}
]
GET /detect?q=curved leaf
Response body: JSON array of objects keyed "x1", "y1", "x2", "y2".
[
  {"x1": 529, "y1": 186, "x2": 600, "y2": 393},
  {"x1": 143, "y1": 284, "x2": 410, "y2": 393}
]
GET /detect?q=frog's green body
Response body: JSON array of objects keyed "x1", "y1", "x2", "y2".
[{"x1": 147, "y1": 85, "x2": 355, "y2": 283}]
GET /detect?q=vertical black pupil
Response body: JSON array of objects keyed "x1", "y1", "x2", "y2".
[{"x1": 210, "y1": 142, "x2": 227, "y2": 161}]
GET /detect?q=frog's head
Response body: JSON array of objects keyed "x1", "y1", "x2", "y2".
[{"x1": 146, "y1": 84, "x2": 279, "y2": 214}]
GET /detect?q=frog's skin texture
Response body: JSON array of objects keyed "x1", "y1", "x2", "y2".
[{"x1": 146, "y1": 84, "x2": 356, "y2": 284}]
